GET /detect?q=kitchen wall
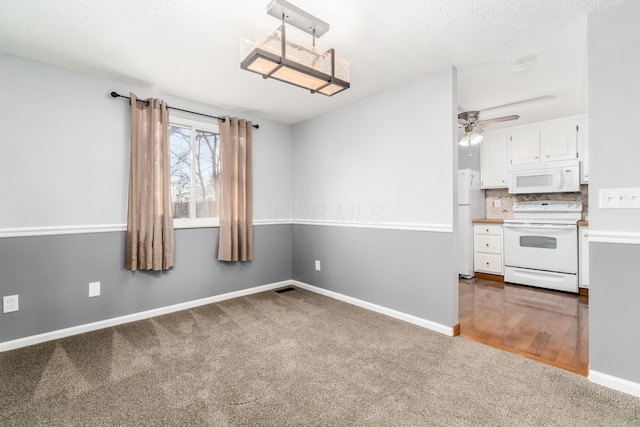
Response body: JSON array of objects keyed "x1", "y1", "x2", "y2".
[
  {"x1": 0, "y1": 53, "x2": 293, "y2": 344},
  {"x1": 291, "y1": 68, "x2": 459, "y2": 329},
  {"x1": 484, "y1": 185, "x2": 589, "y2": 220},
  {"x1": 588, "y1": 0, "x2": 640, "y2": 392}
]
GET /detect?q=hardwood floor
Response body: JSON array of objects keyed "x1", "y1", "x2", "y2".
[{"x1": 459, "y1": 277, "x2": 589, "y2": 376}]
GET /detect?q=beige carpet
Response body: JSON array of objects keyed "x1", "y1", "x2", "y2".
[{"x1": 1, "y1": 286, "x2": 639, "y2": 426}]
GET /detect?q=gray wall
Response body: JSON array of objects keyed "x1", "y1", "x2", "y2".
[
  {"x1": 291, "y1": 68, "x2": 459, "y2": 328},
  {"x1": 0, "y1": 54, "x2": 293, "y2": 344},
  {"x1": 0, "y1": 225, "x2": 291, "y2": 342},
  {"x1": 292, "y1": 225, "x2": 454, "y2": 324},
  {"x1": 588, "y1": 0, "x2": 640, "y2": 384},
  {"x1": 0, "y1": 53, "x2": 293, "y2": 228},
  {"x1": 292, "y1": 69, "x2": 457, "y2": 225}
]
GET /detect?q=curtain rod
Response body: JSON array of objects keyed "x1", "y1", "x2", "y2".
[{"x1": 110, "y1": 92, "x2": 259, "y2": 129}]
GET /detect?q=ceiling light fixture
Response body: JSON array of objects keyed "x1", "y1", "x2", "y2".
[
  {"x1": 458, "y1": 115, "x2": 483, "y2": 146},
  {"x1": 240, "y1": 0, "x2": 350, "y2": 96},
  {"x1": 459, "y1": 130, "x2": 483, "y2": 146}
]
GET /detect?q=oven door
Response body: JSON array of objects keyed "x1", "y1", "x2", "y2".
[{"x1": 503, "y1": 222, "x2": 578, "y2": 274}]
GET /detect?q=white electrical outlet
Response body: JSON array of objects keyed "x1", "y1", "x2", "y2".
[
  {"x1": 3, "y1": 295, "x2": 19, "y2": 313},
  {"x1": 315, "y1": 260, "x2": 321, "y2": 271},
  {"x1": 493, "y1": 199, "x2": 502, "y2": 208},
  {"x1": 89, "y1": 281, "x2": 101, "y2": 297}
]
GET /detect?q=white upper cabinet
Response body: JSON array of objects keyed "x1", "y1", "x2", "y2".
[
  {"x1": 540, "y1": 121, "x2": 578, "y2": 162},
  {"x1": 506, "y1": 115, "x2": 585, "y2": 171},
  {"x1": 480, "y1": 135, "x2": 508, "y2": 188},
  {"x1": 509, "y1": 129, "x2": 540, "y2": 167},
  {"x1": 479, "y1": 114, "x2": 588, "y2": 187}
]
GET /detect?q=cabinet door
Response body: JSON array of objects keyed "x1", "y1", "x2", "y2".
[
  {"x1": 579, "y1": 227, "x2": 589, "y2": 288},
  {"x1": 475, "y1": 253, "x2": 503, "y2": 275},
  {"x1": 509, "y1": 129, "x2": 540, "y2": 166},
  {"x1": 578, "y1": 121, "x2": 589, "y2": 183},
  {"x1": 480, "y1": 135, "x2": 507, "y2": 188},
  {"x1": 473, "y1": 224, "x2": 504, "y2": 275},
  {"x1": 541, "y1": 122, "x2": 578, "y2": 162}
]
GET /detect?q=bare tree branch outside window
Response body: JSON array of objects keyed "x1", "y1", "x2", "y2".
[{"x1": 169, "y1": 124, "x2": 221, "y2": 220}]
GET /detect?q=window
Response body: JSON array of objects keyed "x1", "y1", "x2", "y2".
[{"x1": 169, "y1": 116, "x2": 221, "y2": 228}]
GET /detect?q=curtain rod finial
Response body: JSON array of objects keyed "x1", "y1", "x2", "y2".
[{"x1": 110, "y1": 91, "x2": 120, "y2": 98}]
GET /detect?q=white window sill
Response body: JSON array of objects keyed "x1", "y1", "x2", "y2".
[{"x1": 173, "y1": 218, "x2": 220, "y2": 229}]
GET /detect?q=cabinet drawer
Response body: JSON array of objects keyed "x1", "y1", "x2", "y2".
[
  {"x1": 474, "y1": 235, "x2": 502, "y2": 254},
  {"x1": 475, "y1": 253, "x2": 503, "y2": 275},
  {"x1": 474, "y1": 224, "x2": 502, "y2": 236}
]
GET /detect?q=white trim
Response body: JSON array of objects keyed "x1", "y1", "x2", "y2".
[
  {"x1": 1, "y1": 278, "x2": 455, "y2": 352},
  {"x1": 253, "y1": 219, "x2": 293, "y2": 226},
  {"x1": 292, "y1": 219, "x2": 453, "y2": 233},
  {"x1": 589, "y1": 370, "x2": 640, "y2": 398},
  {"x1": 0, "y1": 224, "x2": 127, "y2": 238},
  {"x1": 0, "y1": 280, "x2": 290, "y2": 352},
  {"x1": 291, "y1": 280, "x2": 455, "y2": 336},
  {"x1": 0, "y1": 219, "x2": 449, "y2": 238},
  {"x1": 0, "y1": 220, "x2": 293, "y2": 238},
  {"x1": 588, "y1": 230, "x2": 640, "y2": 245}
]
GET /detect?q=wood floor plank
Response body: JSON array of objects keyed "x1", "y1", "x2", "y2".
[{"x1": 459, "y1": 278, "x2": 589, "y2": 376}]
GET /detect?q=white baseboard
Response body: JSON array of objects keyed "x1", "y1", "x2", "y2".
[
  {"x1": 589, "y1": 370, "x2": 640, "y2": 398},
  {"x1": 1, "y1": 278, "x2": 455, "y2": 352},
  {"x1": 291, "y1": 280, "x2": 455, "y2": 337},
  {"x1": 0, "y1": 280, "x2": 291, "y2": 352}
]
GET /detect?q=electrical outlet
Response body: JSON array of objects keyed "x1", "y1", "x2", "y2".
[
  {"x1": 3, "y1": 295, "x2": 19, "y2": 313},
  {"x1": 315, "y1": 260, "x2": 321, "y2": 271},
  {"x1": 89, "y1": 282, "x2": 101, "y2": 297}
]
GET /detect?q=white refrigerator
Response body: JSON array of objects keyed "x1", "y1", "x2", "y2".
[{"x1": 457, "y1": 169, "x2": 485, "y2": 278}]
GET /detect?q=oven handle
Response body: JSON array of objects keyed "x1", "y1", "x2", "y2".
[{"x1": 503, "y1": 223, "x2": 577, "y2": 230}]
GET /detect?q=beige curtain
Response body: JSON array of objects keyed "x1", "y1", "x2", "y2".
[
  {"x1": 125, "y1": 92, "x2": 175, "y2": 271},
  {"x1": 218, "y1": 116, "x2": 253, "y2": 261}
]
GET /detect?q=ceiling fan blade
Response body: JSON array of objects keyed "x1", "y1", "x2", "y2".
[{"x1": 477, "y1": 115, "x2": 519, "y2": 126}]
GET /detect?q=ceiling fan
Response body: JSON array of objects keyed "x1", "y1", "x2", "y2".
[{"x1": 457, "y1": 111, "x2": 519, "y2": 146}]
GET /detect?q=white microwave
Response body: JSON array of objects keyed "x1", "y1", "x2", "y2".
[{"x1": 508, "y1": 162, "x2": 580, "y2": 194}]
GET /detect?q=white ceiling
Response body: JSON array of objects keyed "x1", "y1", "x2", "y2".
[{"x1": 0, "y1": 0, "x2": 626, "y2": 128}]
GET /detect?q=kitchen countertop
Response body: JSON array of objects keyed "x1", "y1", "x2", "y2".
[
  {"x1": 578, "y1": 221, "x2": 589, "y2": 227},
  {"x1": 472, "y1": 219, "x2": 504, "y2": 224}
]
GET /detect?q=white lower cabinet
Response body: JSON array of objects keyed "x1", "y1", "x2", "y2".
[
  {"x1": 474, "y1": 224, "x2": 504, "y2": 275},
  {"x1": 579, "y1": 226, "x2": 589, "y2": 289}
]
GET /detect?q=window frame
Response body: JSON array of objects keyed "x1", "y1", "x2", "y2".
[{"x1": 169, "y1": 115, "x2": 221, "y2": 229}]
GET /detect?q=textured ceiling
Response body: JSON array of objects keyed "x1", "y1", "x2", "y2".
[{"x1": 0, "y1": 0, "x2": 627, "y2": 127}]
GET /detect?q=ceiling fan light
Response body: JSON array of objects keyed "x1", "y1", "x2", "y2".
[
  {"x1": 459, "y1": 132, "x2": 483, "y2": 146},
  {"x1": 470, "y1": 132, "x2": 483, "y2": 145}
]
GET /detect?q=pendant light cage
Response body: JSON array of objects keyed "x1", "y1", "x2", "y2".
[{"x1": 240, "y1": 0, "x2": 350, "y2": 96}]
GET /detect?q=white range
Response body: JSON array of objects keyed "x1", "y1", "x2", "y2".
[{"x1": 503, "y1": 200, "x2": 582, "y2": 293}]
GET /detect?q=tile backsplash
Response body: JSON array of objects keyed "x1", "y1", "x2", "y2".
[{"x1": 485, "y1": 185, "x2": 589, "y2": 220}]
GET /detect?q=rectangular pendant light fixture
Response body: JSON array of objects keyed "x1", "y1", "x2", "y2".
[{"x1": 240, "y1": 0, "x2": 350, "y2": 96}]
